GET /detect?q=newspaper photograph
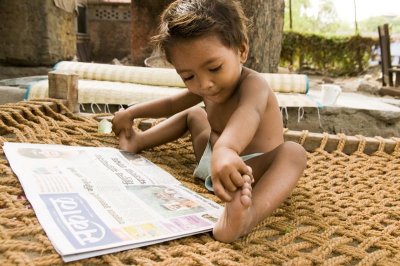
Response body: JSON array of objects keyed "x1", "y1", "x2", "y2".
[{"x1": 3, "y1": 142, "x2": 223, "y2": 262}]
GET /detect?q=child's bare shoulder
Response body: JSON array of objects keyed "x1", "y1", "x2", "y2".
[{"x1": 240, "y1": 67, "x2": 270, "y2": 93}]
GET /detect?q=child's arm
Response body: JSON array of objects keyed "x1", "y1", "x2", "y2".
[
  {"x1": 211, "y1": 74, "x2": 270, "y2": 201},
  {"x1": 112, "y1": 89, "x2": 202, "y2": 137}
]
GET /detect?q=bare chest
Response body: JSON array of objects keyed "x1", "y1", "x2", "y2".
[{"x1": 204, "y1": 98, "x2": 238, "y2": 136}]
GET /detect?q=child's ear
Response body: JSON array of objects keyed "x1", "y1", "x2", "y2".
[{"x1": 239, "y1": 42, "x2": 249, "y2": 64}]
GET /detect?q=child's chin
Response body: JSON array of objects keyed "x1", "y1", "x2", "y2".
[
  {"x1": 212, "y1": 98, "x2": 228, "y2": 104},
  {"x1": 205, "y1": 95, "x2": 225, "y2": 104}
]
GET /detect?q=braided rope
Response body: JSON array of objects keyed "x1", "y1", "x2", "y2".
[{"x1": 0, "y1": 101, "x2": 399, "y2": 265}]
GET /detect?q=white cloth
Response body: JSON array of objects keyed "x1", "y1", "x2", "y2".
[{"x1": 53, "y1": 0, "x2": 87, "y2": 13}]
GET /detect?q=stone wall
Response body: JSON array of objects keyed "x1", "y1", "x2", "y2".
[
  {"x1": 87, "y1": 3, "x2": 131, "y2": 62},
  {"x1": 285, "y1": 106, "x2": 400, "y2": 138},
  {"x1": 130, "y1": 0, "x2": 174, "y2": 66},
  {"x1": 0, "y1": 0, "x2": 76, "y2": 66}
]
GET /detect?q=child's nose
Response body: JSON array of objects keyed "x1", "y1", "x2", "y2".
[{"x1": 198, "y1": 75, "x2": 213, "y2": 91}]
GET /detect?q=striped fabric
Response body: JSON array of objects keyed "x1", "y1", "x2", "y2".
[
  {"x1": 28, "y1": 79, "x2": 183, "y2": 105},
  {"x1": 54, "y1": 61, "x2": 186, "y2": 88},
  {"x1": 27, "y1": 61, "x2": 311, "y2": 106},
  {"x1": 54, "y1": 61, "x2": 309, "y2": 94},
  {"x1": 260, "y1": 73, "x2": 309, "y2": 94},
  {"x1": 28, "y1": 79, "x2": 318, "y2": 108}
]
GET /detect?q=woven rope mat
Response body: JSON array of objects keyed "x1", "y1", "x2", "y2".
[{"x1": 0, "y1": 101, "x2": 399, "y2": 265}]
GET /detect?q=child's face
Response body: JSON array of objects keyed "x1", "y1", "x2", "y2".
[{"x1": 169, "y1": 34, "x2": 248, "y2": 103}]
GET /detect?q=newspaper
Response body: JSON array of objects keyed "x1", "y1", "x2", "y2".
[{"x1": 3, "y1": 142, "x2": 222, "y2": 262}]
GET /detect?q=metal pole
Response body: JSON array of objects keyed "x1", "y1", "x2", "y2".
[
  {"x1": 289, "y1": 0, "x2": 293, "y2": 30},
  {"x1": 354, "y1": 0, "x2": 358, "y2": 34}
]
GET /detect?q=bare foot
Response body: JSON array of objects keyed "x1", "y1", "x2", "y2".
[
  {"x1": 213, "y1": 174, "x2": 254, "y2": 243},
  {"x1": 118, "y1": 130, "x2": 140, "y2": 153}
]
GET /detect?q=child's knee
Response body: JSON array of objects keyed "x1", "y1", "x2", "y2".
[
  {"x1": 187, "y1": 106, "x2": 209, "y2": 131},
  {"x1": 187, "y1": 106, "x2": 206, "y2": 120},
  {"x1": 187, "y1": 106, "x2": 207, "y2": 125},
  {"x1": 282, "y1": 141, "x2": 307, "y2": 169}
]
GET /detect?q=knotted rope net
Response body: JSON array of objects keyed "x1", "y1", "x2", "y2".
[{"x1": 0, "y1": 100, "x2": 399, "y2": 265}]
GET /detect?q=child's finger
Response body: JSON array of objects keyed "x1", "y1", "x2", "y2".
[
  {"x1": 245, "y1": 166, "x2": 254, "y2": 183},
  {"x1": 112, "y1": 123, "x2": 120, "y2": 135},
  {"x1": 212, "y1": 179, "x2": 232, "y2": 202},
  {"x1": 230, "y1": 171, "x2": 245, "y2": 188},
  {"x1": 247, "y1": 165, "x2": 253, "y2": 175},
  {"x1": 125, "y1": 128, "x2": 132, "y2": 138},
  {"x1": 242, "y1": 174, "x2": 252, "y2": 185},
  {"x1": 222, "y1": 176, "x2": 238, "y2": 192},
  {"x1": 112, "y1": 126, "x2": 120, "y2": 135}
]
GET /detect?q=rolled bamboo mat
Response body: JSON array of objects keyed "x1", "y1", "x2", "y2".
[{"x1": 0, "y1": 100, "x2": 399, "y2": 265}]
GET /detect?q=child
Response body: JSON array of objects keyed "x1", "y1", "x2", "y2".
[{"x1": 112, "y1": 0, "x2": 307, "y2": 243}]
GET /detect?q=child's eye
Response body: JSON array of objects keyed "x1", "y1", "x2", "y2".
[
  {"x1": 209, "y1": 65, "x2": 222, "y2": 72},
  {"x1": 182, "y1": 75, "x2": 194, "y2": 81}
]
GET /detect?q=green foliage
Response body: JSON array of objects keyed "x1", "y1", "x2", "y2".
[
  {"x1": 359, "y1": 16, "x2": 400, "y2": 36},
  {"x1": 284, "y1": 0, "x2": 352, "y2": 35},
  {"x1": 282, "y1": 0, "x2": 397, "y2": 75},
  {"x1": 280, "y1": 31, "x2": 378, "y2": 76},
  {"x1": 284, "y1": 0, "x2": 400, "y2": 36}
]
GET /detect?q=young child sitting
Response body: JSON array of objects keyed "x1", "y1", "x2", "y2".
[{"x1": 112, "y1": 0, "x2": 307, "y2": 243}]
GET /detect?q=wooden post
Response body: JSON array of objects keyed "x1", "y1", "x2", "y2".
[{"x1": 48, "y1": 70, "x2": 79, "y2": 112}]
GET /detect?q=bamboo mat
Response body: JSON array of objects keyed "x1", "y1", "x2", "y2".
[{"x1": 0, "y1": 100, "x2": 399, "y2": 265}]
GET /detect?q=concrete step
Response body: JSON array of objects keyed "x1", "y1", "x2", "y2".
[
  {"x1": 0, "y1": 75, "x2": 48, "y2": 104},
  {"x1": 0, "y1": 75, "x2": 47, "y2": 89},
  {"x1": 0, "y1": 86, "x2": 26, "y2": 104}
]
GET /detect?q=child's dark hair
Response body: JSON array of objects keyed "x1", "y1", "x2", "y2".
[{"x1": 152, "y1": 0, "x2": 249, "y2": 61}]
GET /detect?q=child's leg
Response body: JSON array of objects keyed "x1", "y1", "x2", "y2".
[
  {"x1": 213, "y1": 141, "x2": 307, "y2": 243},
  {"x1": 119, "y1": 106, "x2": 210, "y2": 161}
]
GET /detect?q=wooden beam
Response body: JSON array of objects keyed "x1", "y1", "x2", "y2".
[
  {"x1": 379, "y1": 87, "x2": 400, "y2": 97},
  {"x1": 133, "y1": 120, "x2": 398, "y2": 155},
  {"x1": 74, "y1": 116, "x2": 399, "y2": 155},
  {"x1": 48, "y1": 70, "x2": 79, "y2": 112},
  {"x1": 284, "y1": 130, "x2": 397, "y2": 155}
]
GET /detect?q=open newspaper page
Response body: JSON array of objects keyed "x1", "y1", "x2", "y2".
[{"x1": 3, "y1": 142, "x2": 223, "y2": 262}]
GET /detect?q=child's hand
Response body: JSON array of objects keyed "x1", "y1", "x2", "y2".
[
  {"x1": 112, "y1": 108, "x2": 134, "y2": 137},
  {"x1": 211, "y1": 147, "x2": 252, "y2": 202}
]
